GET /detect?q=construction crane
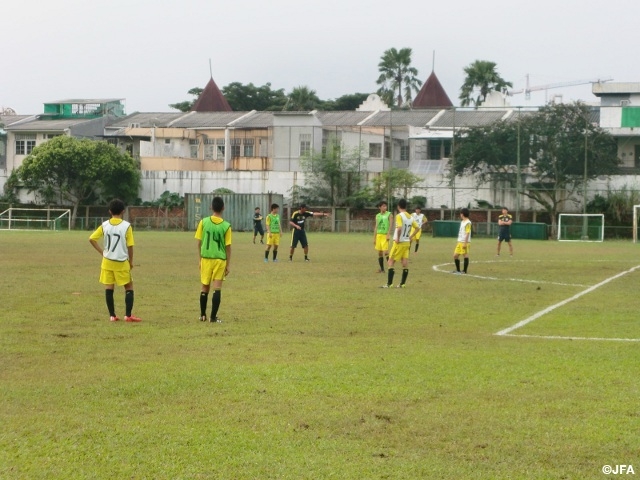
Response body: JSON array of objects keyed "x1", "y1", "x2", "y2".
[{"x1": 508, "y1": 74, "x2": 613, "y2": 100}]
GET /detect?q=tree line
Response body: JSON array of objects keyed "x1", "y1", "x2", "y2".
[{"x1": 170, "y1": 49, "x2": 513, "y2": 112}]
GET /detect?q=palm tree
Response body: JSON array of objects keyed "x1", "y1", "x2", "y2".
[
  {"x1": 376, "y1": 48, "x2": 422, "y2": 108},
  {"x1": 459, "y1": 60, "x2": 513, "y2": 108},
  {"x1": 284, "y1": 86, "x2": 322, "y2": 111}
]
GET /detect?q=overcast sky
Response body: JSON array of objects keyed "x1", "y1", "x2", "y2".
[{"x1": 3, "y1": 0, "x2": 638, "y2": 114}]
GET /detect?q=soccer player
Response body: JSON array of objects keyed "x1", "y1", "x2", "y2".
[
  {"x1": 253, "y1": 207, "x2": 264, "y2": 244},
  {"x1": 195, "y1": 196, "x2": 232, "y2": 323},
  {"x1": 411, "y1": 206, "x2": 427, "y2": 254},
  {"x1": 381, "y1": 199, "x2": 419, "y2": 288},
  {"x1": 264, "y1": 203, "x2": 281, "y2": 262},
  {"x1": 497, "y1": 207, "x2": 514, "y2": 256},
  {"x1": 374, "y1": 200, "x2": 392, "y2": 273},
  {"x1": 89, "y1": 198, "x2": 141, "y2": 322},
  {"x1": 288, "y1": 204, "x2": 329, "y2": 262},
  {"x1": 452, "y1": 208, "x2": 472, "y2": 275}
]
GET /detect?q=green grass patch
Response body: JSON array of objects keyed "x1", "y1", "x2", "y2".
[{"x1": 1, "y1": 231, "x2": 639, "y2": 479}]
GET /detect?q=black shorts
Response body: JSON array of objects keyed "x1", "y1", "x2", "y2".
[
  {"x1": 498, "y1": 231, "x2": 511, "y2": 242},
  {"x1": 291, "y1": 229, "x2": 308, "y2": 248},
  {"x1": 254, "y1": 224, "x2": 264, "y2": 235}
]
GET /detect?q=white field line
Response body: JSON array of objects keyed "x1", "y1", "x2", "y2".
[
  {"x1": 499, "y1": 334, "x2": 640, "y2": 343},
  {"x1": 495, "y1": 264, "x2": 640, "y2": 337},
  {"x1": 431, "y1": 261, "x2": 588, "y2": 287}
]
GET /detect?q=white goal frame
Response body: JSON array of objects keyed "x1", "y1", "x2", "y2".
[
  {"x1": 633, "y1": 205, "x2": 640, "y2": 243},
  {"x1": 557, "y1": 213, "x2": 604, "y2": 242},
  {"x1": 0, "y1": 208, "x2": 71, "y2": 231}
]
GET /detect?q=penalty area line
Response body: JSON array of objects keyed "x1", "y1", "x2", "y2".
[{"x1": 495, "y1": 264, "x2": 640, "y2": 337}]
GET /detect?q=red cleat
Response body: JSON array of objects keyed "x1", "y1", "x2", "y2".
[
  {"x1": 124, "y1": 315, "x2": 142, "y2": 322},
  {"x1": 109, "y1": 316, "x2": 120, "y2": 322}
]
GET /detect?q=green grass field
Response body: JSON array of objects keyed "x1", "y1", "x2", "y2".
[{"x1": 1, "y1": 230, "x2": 639, "y2": 479}]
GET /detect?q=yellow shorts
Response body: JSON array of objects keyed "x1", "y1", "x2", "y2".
[
  {"x1": 375, "y1": 234, "x2": 390, "y2": 252},
  {"x1": 389, "y1": 242, "x2": 410, "y2": 261},
  {"x1": 100, "y1": 269, "x2": 132, "y2": 287},
  {"x1": 411, "y1": 228, "x2": 422, "y2": 241},
  {"x1": 454, "y1": 242, "x2": 470, "y2": 256},
  {"x1": 200, "y1": 258, "x2": 227, "y2": 285},
  {"x1": 267, "y1": 233, "x2": 280, "y2": 246}
]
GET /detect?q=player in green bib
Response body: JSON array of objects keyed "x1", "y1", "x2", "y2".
[
  {"x1": 373, "y1": 201, "x2": 392, "y2": 273},
  {"x1": 195, "y1": 196, "x2": 232, "y2": 323},
  {"x1": 264, "y1": 203, "x2": 281, "y2": 262}
]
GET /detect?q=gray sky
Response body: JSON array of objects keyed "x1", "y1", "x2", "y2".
[{"x1": 4, "y1": 0, "x2": 638, "y2": 114}]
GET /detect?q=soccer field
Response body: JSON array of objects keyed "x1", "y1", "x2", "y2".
[{"x1": 1, "y1": 231, "x2": 639, "y2": 479}]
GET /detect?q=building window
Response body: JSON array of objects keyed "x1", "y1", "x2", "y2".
[
  {"x1": 204, "y1": 145, "x2": 215, "y2": 160},
  {"x1": 428, "y1": 140, "x2": 452, "y2": 160},
  {"x1": 230, "y1": 139, "x2": 241, "y2": 157},
  {"x1": 215, "y1": 139, "x2": 225, "y2": 160},
  {"x1": 189, "y1": 140, "x2": 199, "y2": 159},
  {"x1": 384, "y1": 141, "x2": 391, "y2": 159},
  {"x1": 165, "y1": 139, "x2": 171, "y2": 144},
  {"x1": 400, "y1": 145, "x2": 410, "y2": 161},
  {"x1": 15, "y1": 134, "x2": 36, "y2": 155},
  {"x1": 369, "y1": 142, "x2": 382, "y2": 158},
  {"x1": 243, "y1": 138, "x2": 255, "y2": 157},
  {"x1": 300, "y1": 134, "x2": 311, "y2": 157}
]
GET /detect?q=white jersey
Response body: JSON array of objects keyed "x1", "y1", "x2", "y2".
[
  {"x1": 101, "y1": 219, "x2": 131, "y2": 262},
  {"x1": 412, "y1": 212, "x2": 425, "y2": 228},
  {"x1": 457, "y1": 219, "x2": 472, "y2": 243},
  {"x1": 394, "y1": 212, "x2": 416, "y2": 243}
]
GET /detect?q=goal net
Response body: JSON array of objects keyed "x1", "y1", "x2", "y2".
[
  {"x1": 0, "y1": 208, "x2": 71, "y2": 231},
  {"x1": 557, "y1": 214, "x2": 604, "y2": 242},
  {"x1": 633, "y1": 205, "x2": 640, "y2": 243}
]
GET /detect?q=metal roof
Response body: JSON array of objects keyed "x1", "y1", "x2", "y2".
[
  {"x1": 109, "y1": 112, "x2": 186, "y2": 128},
  {"x1": 0, "y1": 115, "x2": 34, "y2": 126},
  {"x1": 232, "y1": 111, "x2": 274, "y2": 128},
  {"x1": 315, "y1": 111, "x2": 372, "y2": 126},
  {"x1": 362, "y1": 110, "x2": 442, "y2": 127},
  {"x1": 431, "y1": 110, "x2": 508, "y2": 128},
  {"x1": 172, "y1": 112, "x2": 247, "y2": 128},
  {"x1": 5, "y1": 118, "x2": 95, "y2": 131}
]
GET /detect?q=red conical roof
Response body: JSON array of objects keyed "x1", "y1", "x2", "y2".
[
  {"x1": 412, "y1": 71, "x2": 453, "y2": 109},
  {"x1": 191, "y1": 77, "x2": 233, "y2": 112}
]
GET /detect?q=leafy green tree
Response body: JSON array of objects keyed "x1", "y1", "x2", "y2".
[
  {"x1": 17, "y1": 136, "x2": 141, "y2": 225},
  {"x1": 371, "y1": 168, "x2": 424, "y2": 203},
  {"x1": 299, "y1": 135, "x2": 367, "y2": 206},
  {"x1": 454, "y1": 102, "x2": 620, "y2": 230},
  {"x1": 459, "y1": 60, "x2": 512, "y2": 108},
  {"x1": 323, "y1": 93, "x2": 370, "y2": 111},
  {"x1": 222, "y1": 82, "x2": 287, "y2": 111},
  {"x1": 376, "y1": 48, "x2": 422, "y2": 108},
  {"x1": 284, "y1": 86, "x2": 323, "y2": 111},
  {"x1": 169, "y1": 87, "x2": 204, "y2": 112}
]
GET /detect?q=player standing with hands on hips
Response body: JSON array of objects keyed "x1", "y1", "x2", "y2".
[
  {"x1": 195, "y1": 196, "x2": 232, "y2": 323},
  {"x1": 289, "y1": 204, "x2": 329, "y2": 262},
  {"x1": 452, "y1": 208, "x2": 472, "y2": 275},
  {"x1": 496, "y1": 207, "x2": 513, "y2": 256},
  {"x1": 89, "y1": 199, "x2": 141, "y2": 322}
]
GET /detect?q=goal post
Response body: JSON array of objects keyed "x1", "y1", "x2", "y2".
[
  {"x1": 557, "y1": 213, "x2": 604, "y2": 242},
  {"x1": 633, "y1": 205, "x2": 640, "y2": 243},
  {"x1": 0, "y1": 208, "x2": 72, "y2": 231}
]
